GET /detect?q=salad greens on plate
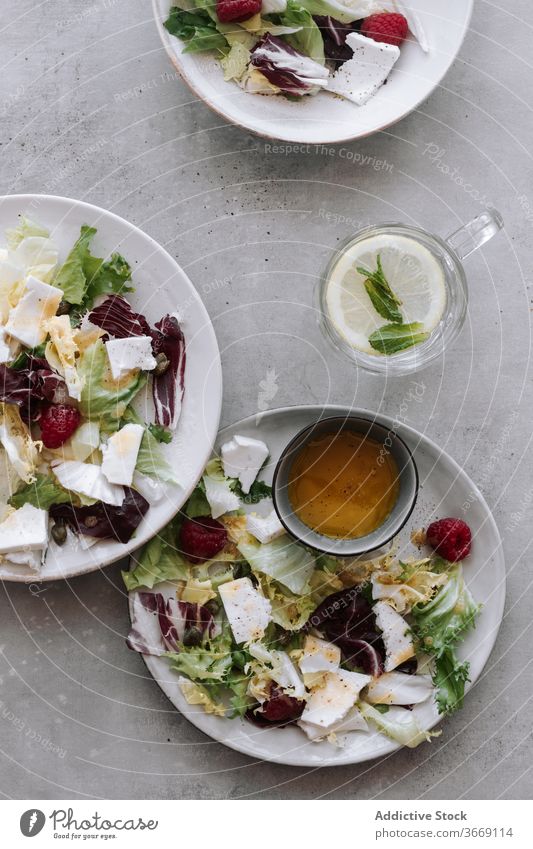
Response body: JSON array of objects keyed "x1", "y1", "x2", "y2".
[
  {"x1": 0, "y1": 216, "x2": 186, "y2": 572},
  {"x1": 125, "y1": 433, "x2": 480, "y2": 749},
  {"x1": 163, "y1": 2, "x2": 428, "y2": 104}
]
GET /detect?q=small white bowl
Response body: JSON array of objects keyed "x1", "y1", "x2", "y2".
[{"x1": 153, "y1": 0, "x2": 473, "y2": 144}]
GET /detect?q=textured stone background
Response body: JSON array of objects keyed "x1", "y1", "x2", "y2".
[{"x1": 0, "y1": 0, "x2": 531, "y2": 799}]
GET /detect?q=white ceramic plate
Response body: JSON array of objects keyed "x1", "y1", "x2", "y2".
[
  {"x1": 129, "y1": 404, "x2": 505, "y2": 766},
  {"x1": 0, "y1": 194, "x2": 222, "y2": 582},
  {"x1": 153, "y1": 0, "x2": 473, "y2": 144}
]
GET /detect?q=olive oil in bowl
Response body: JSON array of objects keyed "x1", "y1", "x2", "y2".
[{"x1": 287, "y1": 430, "x2": 399, "y2": 540}]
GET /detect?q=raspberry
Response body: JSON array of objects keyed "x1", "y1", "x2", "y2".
[
  {"x1": 179, "y1": 516, "x2": 227, "y2": 564},
  {"x1": 216, "y1": 0, "x2": 261, "y2": 24},
  {"x1": 426, "y1": 518, "x2": 472, "y2": 562},
  {"x1": 39, "y1": 404, "x2": 82, "y2": 449},
  {"x1": 360, "y1": 13, "x2": 409, "y2": 47}
]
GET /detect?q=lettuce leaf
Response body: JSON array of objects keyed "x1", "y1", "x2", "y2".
[
  {"x1": 78, "y1": 340, "x2": 147, "y2": 432},
  {"x1": 123, "y1": 516, "x2": 188, "y2": 591},
  {"x1": 179, "y1": 678, "x2": 227, "y2": 717},
  {"x1": 256, "y1": 572, "x2": 315, "y2": 630},
  {"x1": 238, "y1": 535, "x2": 316, "y2": 595},
  {"x1": 411, "y1": 564, "x2": 480, "y2": 656},
  {"x1": 164, "y1": 7, "x2": 230, "y2": 54},
  {"x1": 359, "y1": 702, "x2": 438, "y2": 748},
  {"x1": 9, "y1": 473, "x2": 72, "y2": 510},
  {"x1": 293, "y1": 0, "x2": 375, "y2": 25},
  {"x1": 54, "y1": 225, "x2": 97, "y2": 305},
  {"x1": 122, "y1": 408, "x2": 177, "y2": 484},
  {"x1": 5, "y1": 217, "x2": 49, "y2": 250},
  {"x1": 433, "y1": 647, "x2": 470, "y2": 714},
  {"x1": 82, "y1": 251, "x2": 134, "y2": 304},
  {"x1": 276, "y1": 1, "x2": 325, "y2": 63}
]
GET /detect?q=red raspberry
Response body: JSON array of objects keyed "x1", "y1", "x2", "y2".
[
  {"x1": 39, "y1": 404, "x2": 82, "y2": 449},
  {"x1": 216, "y1": 0, "x2": 261, "y2": 24},
  {"x1": 426, "y1": 518, "x2": 472, "y2": 562},
  {"x1": 360, "y1": 13, "x2": 409, "y2": 47},
  {"x1": 179, "y1": 516, "x2": 227, "y2": 564}
]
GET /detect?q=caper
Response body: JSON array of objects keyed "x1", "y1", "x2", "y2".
[
  {"x1": 56, "y1": 300, "x2": 71, "y2": 316},
  {"x1": 153, "y1": 352, "x2": 170, "y2": 376},
  {"x1": 183, "y1": 626, "x2": 203, "y2": 647},
  {"x1": 84, "y1": 515, "x2": 98, "y2": 528},
  {"x1": 51, "y1": 521, "x2": 67, "y2": 546}
]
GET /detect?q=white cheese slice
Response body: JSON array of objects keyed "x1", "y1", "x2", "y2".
[
  {"x1": 4, "y1": 275, "x2": 63, "y2": 348},
  {"x1": 0, "y1": 256, "x2": 23, "y2": 286},
  {"x1": 300, "y1": 669, "x2": 371, "y2": 729},
  {"x1": 364, "y1": 672, "x2": 433, "y2": 705},
  {"x1": 298, "y1": 705, "x2": 368, "y2": 741},
  {"x1": 52, "y1": 460, "x2": 124, "y2": 506},
  {"x1": 299, "y1": 635, "x2": 341, "y2": 674},
  {"x1": 105, "y1": 336, "x2": 156, "y2": 380},
  {"x1": 245, "y1": 509, "x2": 284, "y2": 544},
  {"x1": 101, "y1": 423, "x2": 144, "y2": 486},
  {"x1": 5, "y1": 548, "x2": 44, "y2": 571},
  {"x1": 221, "y1": 434, "x2": 269, "y2": 494},
  {"x1": 374, "y1": 600, "x2": 415, "y2": 672},
  {"x1": 328, "y1": 32, "x2": 400, "y2": 105},
  {"x1": 0, "y1": 504, "x2": 48, "y2": 554},
  {"x1": 219, "y1": 577, "x2": 272, "y2": 644},
  {"x1": 203, "y1": 475, "x2": 240, "y2": 519}
]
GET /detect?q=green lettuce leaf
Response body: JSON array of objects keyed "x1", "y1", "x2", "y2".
[
  {"x1": 9, "y1": 473, "x2": 72, "y2": 510},
  {"x1": 82, "y1": 251, "x2": 134, "y2": 304},
  {"x1": 164, "y1": 7, "x2": 230, "y2": 54},
  {"x1": 238, "y1": 536, "x2": 316, "y2": 595},
  {"x1": 256, "y1": 572, "x2": 316, "y2": 631},
  {"x1": 54, "y1": 225, "x2": 97, "y2": 305},
  {"x1": 220, "y1": 41, "x2": 250, "y2": 81},
  {"x1": 359, "y1": 702, "x2": 438, "y2": 748},
  {"x1": 78, "y1": 340, "x2": 147, "y2": 432},
  {"x1": 147, "y1": 424, "x2": 172, "y2": 444},
  {"x1": 185, "y1": 481, "x2": 211, "y2": 518},
  {"x1": 168, "y1": 646, "x2": 234, "y2": 682},
  {"x1": 433, "y1": 647, "x2": 470, "y2": 714},
  {"x1": 123, "y1": 516, "x2": 187, "y2": 591},
  {"x1": 411, "y1": 564, "x2": 480, "y2": 657},
  {"x1": 292, "y1": 0, "x2": 374, "y2": 25},
  {"x1": 122, "y1": 408, "x2": 177, "y2": 483},
  {"x1": 277, "y1": 1, "x2": 325, "y2": 63}
]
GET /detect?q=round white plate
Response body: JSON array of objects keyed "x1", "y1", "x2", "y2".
[
  {"x1": 0, "y1": 194, "x2": 222, "y2": 582},
  {"x1": 130, "y1": 404, "x2": 505, "y2": 766},
  {"x1": 153, "y1": 0, "x2": 473, "y2": 144}
]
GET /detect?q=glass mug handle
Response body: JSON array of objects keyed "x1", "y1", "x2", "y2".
[{"x1": 445, "y1": 207, "x2": 504, "y2": 261}]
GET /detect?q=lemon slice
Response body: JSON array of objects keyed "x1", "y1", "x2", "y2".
[{"x1": 325, "y1": 234, "x2": 447, "y2": 355}]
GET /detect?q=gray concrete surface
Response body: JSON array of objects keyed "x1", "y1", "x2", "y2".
[{"x1": 0, "y1": 0, "x2": 532, "y2": 799}]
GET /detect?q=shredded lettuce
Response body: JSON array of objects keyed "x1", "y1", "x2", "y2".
[
  {"x1": 256, "y1": 572, "x2": 316, "y2": 630},
  {"x1": 78, "y1": 340, "x2": 147, "y2": 432}
]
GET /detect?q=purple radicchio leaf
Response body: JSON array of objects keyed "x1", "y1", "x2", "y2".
[
  {"x1": 126, "y1": 592, "x2": 217, "y2": 655},
  {"x1": 0, "y1": 359, "x2": 66, "y2": 422},
  {"x1": 50, "y1": 487, "x2": 149, "y2": 544},
  {"x1": 88, "y1": 295, "x2": 152, "y2": 338},
  {"x1": 151, "y1": 315, "x2": 186, "y2": 430},
  {"x1": 314, "y1": 16, "x2": 358, "y2": 66},
  {"x1": 308, "y1": 587, "x2": 385, "y2": 675},
  {"x1": 250, "y1": 34, "x2": 329, "y2": 96}
]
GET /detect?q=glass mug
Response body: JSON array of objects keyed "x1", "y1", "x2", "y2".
[{"x1": 319, "y1": 209, "x2": 504, "y2": 375}]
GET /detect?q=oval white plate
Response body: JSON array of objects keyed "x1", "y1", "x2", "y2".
[
  {"x1": 129, "y1": 404, "x2": 505, "y2": 767},
  {"x1": 0, "y1": 194, "x2": 222, "y2": 582},
  {"x1": 153, "y1": 0, "x2": 473, "y2": 144}
]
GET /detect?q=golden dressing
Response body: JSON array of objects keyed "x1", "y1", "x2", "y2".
[{"x1": 287, "y1": 430, "x2": 399, "y2": 539}]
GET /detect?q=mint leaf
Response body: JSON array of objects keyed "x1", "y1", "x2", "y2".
[
  {"x1": 368, "y1": 322, "x2": 429, "y2": 355},
  {"x1": 357, "y1": 254, "x2": 403, "y2": 324}
]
